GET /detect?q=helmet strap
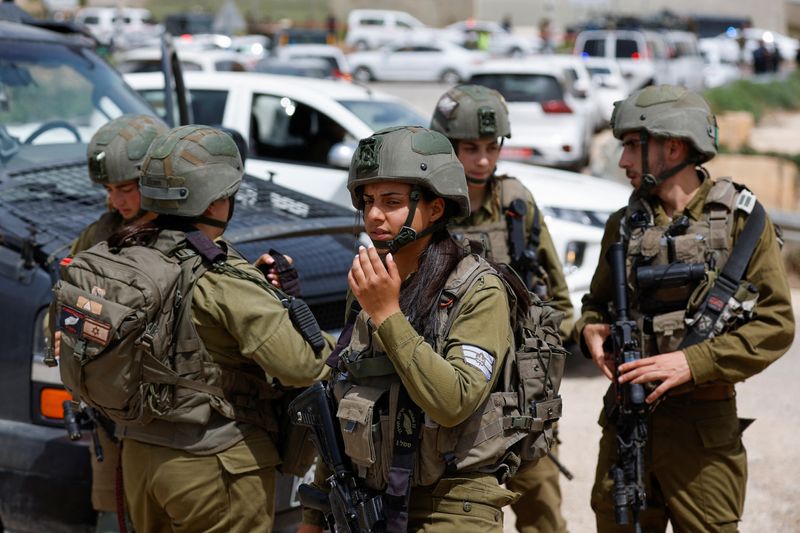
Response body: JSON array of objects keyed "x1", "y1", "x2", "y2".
[
  {"x1": 638, "y1": 130, "x2": 695, "y2": 196},
  {"x1": 372, "y1": 186, "x2": 443, "y2": 254}
]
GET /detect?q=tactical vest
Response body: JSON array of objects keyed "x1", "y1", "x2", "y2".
[
  {"x1": 54, "y1": 229, "x2": 280, "y2": 451},
  {"x1": 332, "y1": 254, "x2": 565, "y2": 491},
  {"x1": 621, "y1": 178, "x2": 759, "y2": 356}
]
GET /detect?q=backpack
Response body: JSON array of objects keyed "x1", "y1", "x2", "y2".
[{"x1": 435, "y1": 256, "x2": 567, "y2": 466}]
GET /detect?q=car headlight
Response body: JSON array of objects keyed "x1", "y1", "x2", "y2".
[{"x1": 563, "y1": 241, "x2": 586, "y2": 275}]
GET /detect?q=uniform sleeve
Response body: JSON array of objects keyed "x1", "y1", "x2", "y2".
[
  {"x1": 192, "y1": 259, "x2": 332, "y2": 387},
  {"x1": 70, "y1": 221, "x2": 99, "y2": 255},
  {"x1": 375, "y1": 274, "x2": 513, "y2": 428},
  {"x1": 684, "y1": 214, "x2": 794, "y2": 384},
  {"x1": 529, "y1": 197, "x2": 575, "y2": 340},
  {"x1": 574, "y1": 209, "x2": 624, "y2": 356}
]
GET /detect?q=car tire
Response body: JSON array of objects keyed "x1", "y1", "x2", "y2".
[
  {"x1": 440, "y1": 69, "x2": 461, "y2": 84},
  {"x1": 509, "y1": 47, "x2": 523, "y2": 58},
  {"x1": 355, "y1": 40, "x2": 369, "y2": 51},
  {"x1": 353, "y1": 66, "x2": 373, "y2": 83}
]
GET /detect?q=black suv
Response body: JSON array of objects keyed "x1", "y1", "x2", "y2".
[{"x1": 0, "y1": 10, "x2": 354, "y2": 533}]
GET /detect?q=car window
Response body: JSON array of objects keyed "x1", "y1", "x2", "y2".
[
  {"x1": 581, "y1": 38, "x2": 605, "y2": 57},
  {"x1": 83, "y1": 15, "x2": 100, "y2": 25},
  {"x1": 615, "y1": 39, "x2": 639, "y2": 58},
  {"x1": 397, "y1": 20, "x2": 412, "y2": 29},
  {"x1": 189, "y1": 89, "x2": 228, "y2": 125},
  {"x1": 587, "y1": 66, "x2": 611, "y2": 76},
  {"x1": 214, "y1": 60, "x2": 247, "y2": 72},
  {"x1": 249, "y1": 95, "x2": 351, "y2": 165},
  {"x1": 359, "y1": 18, "x2": 384, "y2": 27},
  {"x1": 182, "y1": 61, "x2": 203, "y2": 71},
  {"x1": 470, "y1": 74, "x2": 564, "y2": 102},
  {"x1": 337, "y1": 99, "x2": 426, "y2": 131}
]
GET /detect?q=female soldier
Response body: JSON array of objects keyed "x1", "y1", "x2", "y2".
[{"x1": 300, "y1": 126, "x2": 526, "y2": 532}]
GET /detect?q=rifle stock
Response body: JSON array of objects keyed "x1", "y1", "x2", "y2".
[
  {"x1": 607, "y1": 242, "x2": 647, "y2": 532},
  {"x1": 289, "y1": 382, "x2": 385, "y2": 533}
]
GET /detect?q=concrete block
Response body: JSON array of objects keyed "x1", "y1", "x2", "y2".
[
  {"x1": 717, "y1": 111, "x2": 755, "y2": 151},
  {"x1": 705, "y1": 154, "x2": 798, "y2": 211}
]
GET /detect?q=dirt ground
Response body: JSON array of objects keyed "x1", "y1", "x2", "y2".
[{"x1": 502, "y1": 290, "x2": 800, "y2": 532}]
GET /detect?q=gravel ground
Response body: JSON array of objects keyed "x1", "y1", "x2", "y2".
[{"x1": 503, "y1": 290, "x2": 800, "y2": 532}]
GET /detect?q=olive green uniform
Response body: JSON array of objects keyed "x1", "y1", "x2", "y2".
[
  {"x1": 304, "y1": 262, "x2": 519, "y2": 530},
  {"x1": 576, "y1": 177, "x2": 794, "y2": 532},
  {"x1": 451, "y1": 175, "x2": 572, "y2": 533},
  {"x1": 122, "y1": 251, "x2": 331, "y2": 533},
  {"x1": 69, "y1": 210, "x2": 125, "y2": 520}
]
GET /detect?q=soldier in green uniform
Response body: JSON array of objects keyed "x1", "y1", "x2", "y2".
[
  {"x1": 300, "y1": 126, "x2": 526, "y2": 532},
  {"x1": 76, "y1": 113, "x2": 167, "y2": 532},
  {"x1": 431, "y1": 84, "x2": 572, "y2": 533},
  {"x1": 110, "y1": 125, "x2": 332, "y2": 532},
  {"x1": 576, "y1": 85, "x2": 795, "y2": 532}
]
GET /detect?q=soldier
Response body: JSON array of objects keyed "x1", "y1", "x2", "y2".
[
  {"x1": 77, "y1": 113, "x2": 167, "y2": 532},
  {"x1": 431, "y1": 84, "x2": 573, "y2": 533},
  {"x1": 577, "y1": 85, "x2": 794, "y2": 531},
  {"x1": 301, "y1": 126, "x2": 526, "y2": 532},
  {"x1": 71, "y1": 125, "x2": 332, "y2": 532}
]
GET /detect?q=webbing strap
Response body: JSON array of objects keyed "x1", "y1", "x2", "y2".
[
  {"x1": 385, "y1": 385, "x2": 422, "y2": 533},
  {"x1": 680, "y1": 201, "x2": 766, "y2": 348}
]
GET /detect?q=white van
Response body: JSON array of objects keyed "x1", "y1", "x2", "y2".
[
  {"x1": 662, "y1": 30, "x2": 705, "y2": 91},
  {"x1": 344, "y1": 9, "x2": 432, "y2": 50}
]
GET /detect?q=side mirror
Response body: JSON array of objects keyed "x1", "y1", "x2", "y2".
[{"x1": 328, "y1": 141, "x2": 356, "y2": 169}]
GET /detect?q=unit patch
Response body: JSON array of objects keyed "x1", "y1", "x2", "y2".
[
  {"x1": 82, "y1": 317, "x2": 111, "y2": 346},
  {"x1": 59, "y1": 306, "x2": 85, "y2": 335},
  {"x1": 462, "y1": 345, "x2": 494, "y2": 381},
  {"x1": 76, "y1": 295, "x2": 103, "y2": 315}
]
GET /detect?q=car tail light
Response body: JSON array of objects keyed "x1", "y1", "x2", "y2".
[
  {"x1": 542, "y1": 100, "x2": 572, "y2": 113},
  {"x1": 631, "y1": 51, "x2": 641, "y2": 59},
  {"x1": 333, "y1": 69, "x2": 353, "y2": 82},
  {"x1": 41, "y1": 388, "x2": 71, "y2": 419},
  {"x1": 501, "y1": 147, "x2": 535, "y2": 160}
]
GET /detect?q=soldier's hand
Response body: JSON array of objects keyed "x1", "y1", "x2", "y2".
[
  {"x1": 348, "y1": 246, "x2": 401, "y2": 327},
  {"x1": 583, "y1": 323, "x2": 613, "y2": 380},
  {"x1": 618, "y1": 350, "x2": 691, "y2": 404},
  {"x1": 254, "y1": 252, "x2": 293, "y2": 289}
]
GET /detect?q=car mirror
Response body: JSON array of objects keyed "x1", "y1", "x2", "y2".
[{"x1": 327, "y1": 141, "x2": 356, "y2": 169}]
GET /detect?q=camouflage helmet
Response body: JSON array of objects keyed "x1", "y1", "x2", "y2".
[
  {"x1": 347, "y1": 126, "x2": 469, "y2": 218},
  {"x1": 611, "y1": 85, "x2": 718, "y2": 163},
  {"x1": 87, "y1": 114, "x2": 168, "y2": 185},
  {"x1": 139, "y1": 125, "x2": 243, "y2": 217},
  {"x1": 430, "y1": 84, "x2": 511, "y2": 140}
]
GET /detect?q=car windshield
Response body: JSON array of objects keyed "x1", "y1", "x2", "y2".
[
  {"x1": 337, "y1": 100, "x2": 426, "y2": 131},
  {"x1": 470, "y1": 74, "x2": 564, "y2": 103},
  {"x1": 0, "y1": 39, "x2": 152, "y2": 168}
]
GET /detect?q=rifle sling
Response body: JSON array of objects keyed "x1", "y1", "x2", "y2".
[
  {"x1": 680, "y1": 201, "x2": 765, "y2": 348},
  {"x1": 384, "y1": 386, "x2": 423, "y2": 533}
]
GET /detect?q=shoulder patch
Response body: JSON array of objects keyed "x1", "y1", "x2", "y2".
[
  {"x1": 461, "y1": 345, "x2": 495, "y2": 381},
  {"x1": 734, "y1": 189, "x2": 756, "y2": 214}
]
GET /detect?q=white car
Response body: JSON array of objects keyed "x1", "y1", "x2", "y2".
[
  {"x1": 74, "y1": 6, "x2": 157, "y2": 47},
  {"x1": 661, "y1": 30, "x2": 705, "y2": 91},
  {"x1": 532, "y1": 53, "x2": 606, "y2": 131},
  {"x1": 469, "y1": 60, "x2": 594, "y2": 171},
  {"x1": 440, "y1": 20, "x2": 540, "y2": 57},
  {"x1": 115, "y1": 47, "x2": 251, "y2": 73},
  {"x1": 579, "y1": 56, "x2": 629, "y2": 123},
  {"x1": 344, "y1": 9, "x2": 433, "y2": 51},
  {"x1": 702, "y1": 27, "x2": 800, "y2": 65},
  {"x1": 273, "y1": 44, "x2": 352, "y2": 80},
  {"x1": 348, "y1": 40, "x2": 488, "y2": 83},
  {"x1": 699, "y1": 46, "x2": 741, "y2": 88}
]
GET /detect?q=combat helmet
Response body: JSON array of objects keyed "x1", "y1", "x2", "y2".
[
  {"x1": 611, "y1": 85, "x2": 718, "y2": 193},
  {"x1": 87, "y1": 114, "x2": 168, "y2": 185},
  {"x1": 347, "y1": 126, "x2": 469, "y2": 252},
  {"x1": 139, "y1": 125, "x2": 243, "y2": 223},
  {"x1": 430, "y1": 84, "x2": 511, "y2": 140}
]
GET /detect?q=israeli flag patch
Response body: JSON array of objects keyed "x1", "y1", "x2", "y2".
[{"x1": 462, "y1": 345, "x2": 494, "y2": 381}]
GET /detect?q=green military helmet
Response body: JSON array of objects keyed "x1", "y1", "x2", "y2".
[
  {"x1": 611, "y1": 85, "x2": 718, "y2": 163},
  {"x1": 347, "y1": 126, "x2": 470, "y2": 218},
  {"x1": 87, "y1": 114, "x2": 168, "y2": 185},
  {"x1": 139, "y1": 125, "x2": 243, "y2": 217},
  {"x1": 430, "y1": 84, "x2": 511, "y2": 140}
]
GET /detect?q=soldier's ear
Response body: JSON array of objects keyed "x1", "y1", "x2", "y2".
[{"x1": 429, "y1": 197, "x2": 446, "y2": 223}]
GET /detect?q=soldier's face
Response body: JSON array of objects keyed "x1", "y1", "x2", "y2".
[
  {"x1": 361, "y1": 182, "x2": 444, "y2": 255},
  {"x1": 104, "y1": 179, "x2": 140, "y2": 221},
  {"x1": 619, "y1": 133, "x2": 668, "y2": 190},
  {"x1": 456, "y1": 137, "x2": 501, "y2": 185}
]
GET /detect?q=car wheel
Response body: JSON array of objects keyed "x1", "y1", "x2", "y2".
[
  {"x1": 509, "y1": 47, "x2": 523, "y2": 58},
  {"x1": 353, "y1": 66, "x2": 373, "y2": 83},
  {"x1": 355, "y1": 40, "x2": 369, "y2": 51},
  {"x1": 440, "y1": 69, "x2": 461, "y2": 84}
]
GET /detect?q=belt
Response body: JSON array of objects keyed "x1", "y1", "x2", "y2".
[{"x1": 670, "y1": 384, "x2": 736, "y2": 402}]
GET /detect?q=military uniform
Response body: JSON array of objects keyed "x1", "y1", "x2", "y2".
[
  {"x1": 122, "y1": 250, "x2": 331, "y2": 532},
  {"x1": 577, "y1": 175, "x2": 794, "y2": 531},
  {"x1": 305, "y1": 254, "x2": 520, "y2": 531}
]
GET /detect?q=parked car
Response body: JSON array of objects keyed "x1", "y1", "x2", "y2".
[
  {"x1": 661, "y1": 30, "x2": 705, "y2": 91},
  {"x1": 115, "y1": 46, "x2": 251, "y2": 73},
  {"x1": 440, "y1": 19, "x2": 540, "y2": 57},
  {"x1": 532, "y1": 53, "x2": 606, "y2": 131},
  {"x1": 272, "y1": 43, "x2": 352, "y2": 80},
  {"x1": 702, "y1": 27, "x2": 800, "y2": 66},
  {"x1": 579, "y1": 56, "x2": 629, "y2": 123},
  {"x1": 344, "y1": 8, "x2": 432, "y2": 50},
  {"x1": 699, "y1": 45, "x2": 742, "y2": 88},
  {"x1": 254, "y1": 57, "x2": 335, "y2": 79},
  {"x1": 124, "y1": 71, "x2": 429, "y2": 207},
  {"x1": 0, "y1": 13, "x2": 351, "y2": 533},
  {"x1": 574, "y1": 29, "x2": 671, "y2": 90},
  {"x1": 164, "y1": 12, "x2": 214, "y2": 36},
  {"x1": 348, "y1": 39, "x2": 488, "y2": 83},
  {"x1": 74, "y1": 6, "x2": 157, "y2": 47},
  {"x1": 469, "y1": 60, "x2": 594, "y2": 171}
]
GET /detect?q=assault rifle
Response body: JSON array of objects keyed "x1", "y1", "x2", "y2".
[
  {"x1": 289, "y1": 382, "x2": 385, "y2": 533},
  {"x1": 62, "y1": 400, "x2": 115, "y2": 461},
  {"x1": 506, "y1": 199, "x2": 549, "y2": 300},
  {"x1": 607, "y1": 242, "x2": 647, "y2": 533}
]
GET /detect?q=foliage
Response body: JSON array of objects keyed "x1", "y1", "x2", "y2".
[{"x1": 703, "y1": 71, "x2": 800, "y2": 121}]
